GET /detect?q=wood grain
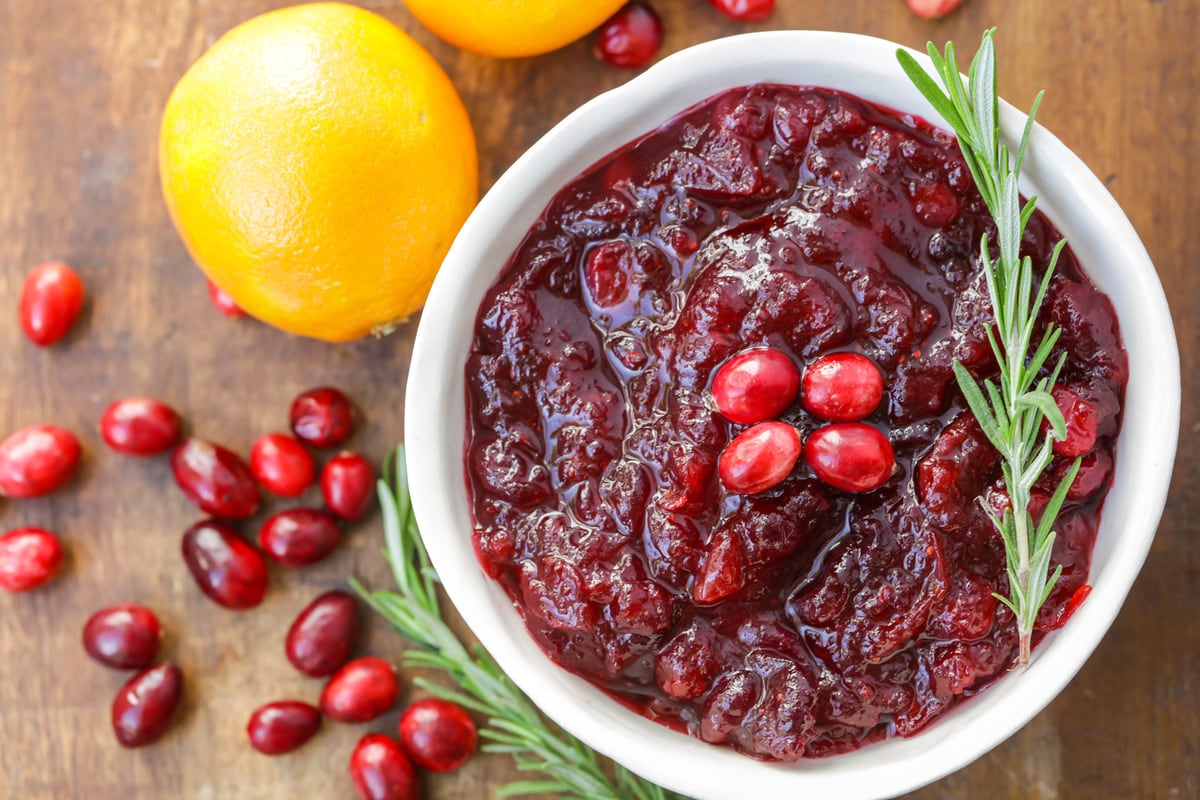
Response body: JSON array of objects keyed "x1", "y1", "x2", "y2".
[{"x1": 0, "y1": 0, "x2": 1196, "y2": 798}]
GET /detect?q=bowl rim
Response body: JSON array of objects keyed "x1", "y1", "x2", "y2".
[{"x1": 404, "y1": 30, "x2": 1180, "y2": 800}]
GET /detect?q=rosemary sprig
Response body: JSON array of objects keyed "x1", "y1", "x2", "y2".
[
  {"x1": 897, "y1": 31, "x2": 1080, "y2": 666},
  {"x1": 353, "y1": 446, "x2": 691, "y2": 800}
]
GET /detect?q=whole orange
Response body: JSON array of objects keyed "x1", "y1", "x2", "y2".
[
  {"x1": 159, "y1": 3, "x2": 478, "y2": 342},
  {"x1": 403, "y1": 0, "x2": 626, "y2": 58}
]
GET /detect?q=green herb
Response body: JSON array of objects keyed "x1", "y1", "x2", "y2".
[
  {"x1": 897, "y1": 30, "x2": 1080, "y2": 665},
  {"x1": 353, "y1": 446, "x2": 690, "y2": 800}
]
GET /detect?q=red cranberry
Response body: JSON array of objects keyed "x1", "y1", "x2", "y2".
[
  {"x1": 290, "y1": 387, "x2": 354, "y2": 448},
  {"x1": 708, "y1": 0, "x2": 774, "y2": 21},
  {"x1": 82, "y1": 604, "x2": 162, "y2": 669},
  {"x1": 593, "y1": 2, "x2": 662, "y2": 69},
  {"x1": 250, "y1": 433, "x2": 315, "y2": 497},
  {"x1": 718, "y1": 421, "x2": 802, "y2": 494},
  {"x1": 286, "y1": 590, "x2": 359, "y2": 677},
  {"x1": 247, "y1": 701, "x2": 321, "y2": 755},
  {"x1": 0, "y1": 425, "x2": 81, "y2": 498},
  {"x1": 171, "y1": 438, "x2": 261, "y2": 519},
  {"x1": 710, "y1": 348, "x2": 801, "y2": 425},
  {"x1": 801, "y1": 353, "x2": 884, "y2": 422},
  {"x1": 1049, "y1": 384, "x2": 1099, "y2": 456},
  {"x1": 100, "y1": 397, "x2": 183, "y2": 456},
  {"x1": 321, "y1": 452, "x2": 375, "y2": 521},
  {"x1": 207, "y1": 279, "x2": 246, "y2": 317},
  {"x1": 906, "y1": 0, "x2": 963, "y2": 18},
  {"x1": 181, "y1": 519, "x2": 268, "y2": 610},
  {"x1": 111, "y1": 663, "x2": 183, "y2": 747},
  {"x1": 398, "y1": 698, "x2": 478, "y2": 772},
  {"x1": 350, "y1": 734, "x2": 420, "y2": 800},
  {"x1": 259, "y1": 508, "x2": 342, "y2": 567},
  {"x1": 19, "y1": 261, "x2": 84, "y2": 346},
  {"x1": 321, "y1": 657, "x2": 399, "y2": 723},
  {"x1": 0, "y1": 528, "x2": 64, "y2": 592},
  {"x1": 692, "y1": 528, "x2": 745, "y2": 604},
  {"x1": 804, "y1": 423, "x2": 895, "y2": 493},
  {"x1": 912, "y1": 183, "x2": 960, "y2": 228}
]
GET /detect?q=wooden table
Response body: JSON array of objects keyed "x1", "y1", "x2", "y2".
[{"x1": 1, "y1": 0, "x2": 1196, "y2": 797}]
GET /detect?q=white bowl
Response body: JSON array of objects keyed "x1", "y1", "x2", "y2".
[{"x1": 405, "y1": 31, "x2": 1179, "y2": 800}]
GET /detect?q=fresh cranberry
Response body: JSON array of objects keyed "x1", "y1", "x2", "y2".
[
  {"x1": 1048, "y1": 384, "x2": 1099, "y2": 456},
  {"x1": 259, "y1": 508, "x2": 342, "y2": 567},
  {"x1": 290, "y1": 387, "x2": 354, "y2": 448},
  {"x1": 82, "y1": 604, "x2": 162, "y2": 669},
  {"x1": 906, "y1": 0, "x2": 963, "y2": 18},
  {"x1": 350, "y1": 734, "x2": 420, "y2": 800},
  {"x1": 111, "y1": 663, "x2": 183, "y2": 747},
  {"x1": 247, "y1": 701, "x2": 321, "y2": 755},
  {"x1": 0, "y1": 528, "x2": 63, "y2": 592},
  {"x1": 181, "y1": 519, "x2": 268, "y2": 610},
  {"x1": 286, "y1": 590, "x2": 359, "y2": 677},
  {"x1": 397, "y1": 698, "x2": 478, "y2": 772},
  {"x1": 321, "y1": 452, "x2": 375, "y2": 521},
  {"x1": 18, "y1": 261, "x2": 84, "y2": 346},
  {"x1": 708, "y1": 0, "x2": 774, "y2": 21},
  {"x1": 207, "y1": 280, "x2": 246, "y2": 317},
  {"x1": 593, "y1": 2, "x2": 662, "y2": 69},
  {"x1": 100, "y1": 397, "x2": 183, "y2": 456},
  {"x1": 801, "y1": 353, "x2": 884, "y2": 422},
  {"x1": 321, "y1": 657, "x2": 399, "y2": 723},
  {"x1": 710, "y1": 348, "x2": 801, "y2": 425},
  {"x1": 0, "y1": 425, "x2": 81, "y2": 498},
  {"x1": 250, "y1": 433, "x2": 315, "y2": 497},
  {"x1": 171, "y1": 438, "x2": 260, "y2": 519},
  {"x1": 718, "y1": 421, "x2": 802, "y2": 494},
  {"x1": 804, "y1": 423, "x2": 895, "y2": 493}
]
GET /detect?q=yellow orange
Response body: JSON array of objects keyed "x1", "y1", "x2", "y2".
[{"x1": 403, "y1": 0, "x2": 626, "y2": 58}]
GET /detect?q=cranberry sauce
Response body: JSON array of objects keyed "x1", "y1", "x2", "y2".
[{"x1": 464, "y1": 85, "x2": 1127, "y2": 761}]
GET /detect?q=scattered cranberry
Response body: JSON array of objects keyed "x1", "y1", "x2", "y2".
[
  {"x1": 250, "y1": 433, "x2": 315, "y2": 497},
  {"x1": 82, "y1": 604, "x2": 162, "y2": 669},
  {"x1": 321, "y1": 452, "x2": 375, "y2": 522},
  {"x1": 259, "y1": 508, "x2": 342, "y2": 567},
  {"x1": 718, "y1": 421, "x2": 802, "y2": 494},
  {"x1": 290, "y1": 387, "x2": 354, "y2": 448},
  {"x1": 594, "y1": 2, "x2": 662, "y2": 69},
  {"x1": 804, "y1": 423, "x2": 895, "y2": 493},
  {"x1": 181, "y1": 519, "x2": 268, "y2": 610},
  {"x1": 801, "y1": 353, "x2": 884, "y2": 422},
  {"x1": 247, "y1": 701, "x2": 321, "y2": 755},
  {"x1": 100, "y1": 397, "x2": 183, "y2": 456},
  {"x1": 286, "y1": 590, "x2": 359, "y2": 677},
  {"x1": 708, "y1": 0, "x2": 774, "y2": 21},
  {"x1": 398, "y1": 698, "x2": 478, "y2": 772},
  {"x1": 321, "y1": 657, "x2": 399, "y2": 723},
  {"x1": 0, "y1": 527, "x2": 63, "y2": 592},
  {"x1": 171, "y1": 438, "x2": 261, "y2": 519},
  {"x1": 350, "y1": 734, "x2": 420, "y2": 800},
  {"x1": 111, "y1": 663, "x2": 183, "y2": 747},
  {"x1": 207, "y1": 279, "x2": 247, "y2": 317},
  {"x1": 18, "y1": 261, "x2": 84, "y2": 346},
  {"x1": 906, "y1": 0, "x2": 964, "y2": 18},
  {"x1": 710, "y1": 348, "x2": 800, "y2": 425},
  {"x1": 0, "y1": 425, "x2": 81, "y2": 498}
]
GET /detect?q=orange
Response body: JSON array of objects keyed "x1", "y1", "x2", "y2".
[
  {"x1": 159, "y1": 3, "x2": 478, "y2": 342},
  {"x1": 403, "y1": 0, "x2": 626, "y2": 58}
]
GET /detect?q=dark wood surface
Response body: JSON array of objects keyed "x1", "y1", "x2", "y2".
[{"x1": 1, "y1": 1, "x2": 1196, "y2": 798}]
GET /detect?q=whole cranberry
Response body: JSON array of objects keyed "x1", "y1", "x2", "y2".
[
  {"x1": 321, "y1": 452, "x2": 375, "y2": 522},
  {"x1": 247, "y1": 701, "x2": 321, "y2": 755},
  {"x1": 286, "y1": 590, "x2": 359, "y2": 677},
  {"x1": 804, "y1": 423, "x2": 895, "y2": 493},
  {"x1": 250, "y1": 433, "x2": 315, "y2": 497},
  {"x1": 350, "y1": 734, "x2": 420, "y2": 800},
  {"x1": 259, "y1": 508, "x2": 342, "y2": 568},
  {"x1": 594, "y1": 2, "x2": 662, "y2": 69},
  {"x1": 710, "y1": 348, "x2": 801, "y2": 425},
  {"x1": 111, "y1": 663, "x2": 183, "y2": 747},
  {"x1": 19, "y1": 261, "x2": 84, "y2": 346},
  {"x1": 708, "y1": 0, "x2": 774, "y2": 21},
  {"x1": 906, "y1": 0, "x2": 963, "y2": 18},
  {"x1": 181, "y1": 519, "x2": 268, "y2": 610},
  {"x1": 0, "y1": 425, "x2": 81, "y2": 498},
  {"x1": 717, "y1": 421, "x2": 802, "y2": 494},
  {"x1": 321, "y1": 657, "x2": 399, "y2": 723},
  {"x1": 801, "y1": 353, "x2": 884, "y2": 422},
  {"x1": 1049, "y1": 385, "x2": 1099, "y2": 457},
  {"x1": 0, "y1": 528, "x2": 64, "y2": 592},
  {"x1": 100, "y1": 397, "x2": 183, "y2": 456},
  {"x1": 207, "y1": 280, "x2": 246, "y2": 318},
  {"x1": 171, "y1": 438, "x2": 260, "y2": 519},
  {"x1": 82, "y1": 604, "x2": 162, "y2": 669},
  {"x1": 290, "y1": 387, "x2": 354, "y2": 448},
  {"x1": 398, "y1": 698, "x2": 478, "y2": 772}
]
